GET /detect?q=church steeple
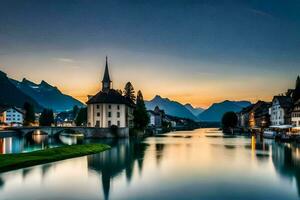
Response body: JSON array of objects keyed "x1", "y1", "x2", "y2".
[{"x1": 102, "y1": 56, "x2": 112, "y2": 92}]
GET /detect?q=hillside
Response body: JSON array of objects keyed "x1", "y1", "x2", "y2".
[
  {"x1": 197, "y1": 100, "x2": 251, "y2": 122},
  {"x1": 10, "y1": 78, "x2": 84, "y2": 112},
  {"x1": 0, "y1": 71, "x2": 42, "y2": 110},
  {"x1": 145, "y1": 95, "x2": 197, "y2": 120},
  {"x1": 184, "y1": 103, "x2": 205, "y2": 116}
]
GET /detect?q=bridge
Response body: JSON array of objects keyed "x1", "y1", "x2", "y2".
[{"x1": 5, "y1": 126, "x2": 129, "y2": 138}]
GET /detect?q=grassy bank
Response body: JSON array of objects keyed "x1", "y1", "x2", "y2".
[{"x1": 0, "y1": 144, "x2": 110, "y2": 173}]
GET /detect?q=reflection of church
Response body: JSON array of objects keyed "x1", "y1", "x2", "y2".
[{"x1": 87, "y1": 139, "x2": 147, "y2": 200}]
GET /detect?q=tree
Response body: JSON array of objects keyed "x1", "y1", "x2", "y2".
[
  {"x1": 75, "y1": 107, "x2": 87, "y2": 126},
  {"x1": 123, "y1": 82, "x2": 136, "y2": 102},
  {"x1": 23, "y1": 102, "x2": 35, "y2": 126},
  {"x1": 116, "y1": 89, "x2": 123, "y2": 95},
  {"x1": 222, "y1": 112, "x2": 238, "y2": 134},
  {"x1": 133, "y1": 90, "x2": 149, "y2": 130},
  {"x1": 72, "y1": 105, "x2": 79, "y2": 118},
  {"x1": 39, "y1": 109, "x2": 54, "y2": 126}
]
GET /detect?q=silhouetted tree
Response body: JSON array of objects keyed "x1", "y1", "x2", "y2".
[
  {"x1": 75, "y1": 107, "x2": 87, "y2": 126},
  {"x1": 222, "y1": 111, "x2": 238, "y2": 134},
  {"x1": 72, "y1": 105, "x2": 79, "y2": 118},
  {"x1": 23, "y1": 102, "x2": 35, "y2": 126},
  {"x1": 39, "y1": 109, "x2": 54, "y2": 126},
  {"x1": 133, "y1": 90, "x2": 149, "y2": 130},
  {"x1": 116, "y1": 89, "x2": 123, "y2": 95},
  {"x1": 123, "y1": 82, "x2": 136, "y2": 102}
]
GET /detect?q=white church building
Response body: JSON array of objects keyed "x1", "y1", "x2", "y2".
[{"x1": 86, "y1": 57, "x2": 134, "y2": 128}]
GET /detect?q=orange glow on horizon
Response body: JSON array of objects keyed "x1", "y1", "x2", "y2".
[{"x1": 62, "y1": 85, "x2": 274, "y2": 109}]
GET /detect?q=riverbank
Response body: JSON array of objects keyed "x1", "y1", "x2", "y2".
[{"x1": 0, "y1": 144, "x2": 110, "y2": 173}]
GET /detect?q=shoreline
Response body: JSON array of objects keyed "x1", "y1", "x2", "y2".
[{"x1": 0, "y1": 144, "x2": 110, "y2": 173}]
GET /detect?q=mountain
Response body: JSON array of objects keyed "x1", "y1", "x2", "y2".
[
  {"x1": 197, "y1": 100, "x2": 251, "y2": 122},
  {"x1": 145, "y1": 95, "x2": 197, "y2": 120},
  {"x1": 10, "y1": 78, "x2": 84, "y2": 112},
  {"x1": 184, "y1": 103, "x2": 205, "y2": 116},
  {"x1": 0, "y1": 71, "x2": 42, "y2": 110}
]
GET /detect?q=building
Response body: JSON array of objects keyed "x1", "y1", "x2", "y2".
[
  {"x1": 248, "y1": 101, "x2": 267, "y2": 129},
  {"x1": 147, "y1": 106, "x2": 164, "y2": 127},
  {"x1": 270, "y1": 96, "x2": 293, "y2": 126},
  {"x1": 291, "y1": 99, "x2": 300, "y2": 127},
  {"x1": 254, "y1": 102, "x2": 271, "y2": 129},
  {"x1": 148, "y1": 110, "x2": 161, "y2": 127},
  {"x1": 237, "y1": 101, "x2": 271, "y2": 131},
  {"x1": 0, "y1": 105, "x2": 24, "y2": 127},
  {"x1": 237, "y1": 104, "x2": 254, "y2": 129},
  {"x1": 55, "y1": 111, "x2": 76, "y2": 127},
  {"x1": 86, "y1": 57, "x2": 135, "y2": 128}
]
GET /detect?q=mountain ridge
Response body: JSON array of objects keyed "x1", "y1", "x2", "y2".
[
  {"x1": 0, "y1": 71, "x2": 43, "y2": 110},
  {"x1": 145, "y1": 95, "x2": 197, "y2": 120},
  {"x1": 197, "y1": 100, "x2": 251, "y2": 122},
  {"x1": 10, "y1": 77, "x2": 84, "y2": 112},
  {"x1": 184, "y1": 103, "x2": 205, "y2": 116}
]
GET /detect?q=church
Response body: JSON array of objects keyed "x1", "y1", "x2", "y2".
[{"x1": 86, "y1": 57, "x2": 135, "y2": 128}]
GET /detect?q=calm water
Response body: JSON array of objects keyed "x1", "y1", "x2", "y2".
[{"x1": 1, "y1": 128, "x2": 300, "y2": 200}]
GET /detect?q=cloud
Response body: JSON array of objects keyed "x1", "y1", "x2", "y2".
[
  {"x1": 54, "y1": 57, "x2": 76, "y2": 63},
  {"x1": 248, "y1": 8, "x2": 273, "y2": 19}
]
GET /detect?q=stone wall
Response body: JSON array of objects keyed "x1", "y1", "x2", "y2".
[{"x1": 84, "y1": 127, "x2": 129, "y2": 138}]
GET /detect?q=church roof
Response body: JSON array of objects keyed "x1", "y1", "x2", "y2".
[
  {"x1": 102, "y1": 56, "x2": 111, "y2": 83},
  {"x1": 86, "y1": 89, "x2": 135, "y2": 107}
]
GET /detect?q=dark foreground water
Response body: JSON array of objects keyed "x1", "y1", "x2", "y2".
[{"x1": 1, "y1": 128, "x2": 300, "y2": 200}]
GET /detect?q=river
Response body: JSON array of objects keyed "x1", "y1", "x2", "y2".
[{"x1": 0, "y1": 128, "x2": 300, "y2": 200}]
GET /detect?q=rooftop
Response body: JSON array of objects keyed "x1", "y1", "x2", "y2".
[
  {"x1": 86, "y1": 89, "x2": 134, "y2": 107},
  {"x1": 273, "y1": 96, "x2": 293, "y2": 109}
]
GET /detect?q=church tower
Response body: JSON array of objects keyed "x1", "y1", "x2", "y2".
[{"x1": 102, "y1": 56, "x2": 112, "y2": 92}]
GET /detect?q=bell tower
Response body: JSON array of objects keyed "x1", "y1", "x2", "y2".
[{"x1": 102, "y1": 56, "x2": 112, "y2": 92}]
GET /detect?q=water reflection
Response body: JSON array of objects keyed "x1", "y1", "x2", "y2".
[
  {"x1": 272, "y1": 142, "x2": 300, "y2": 196},
  {"x1": 251, "y1": 136, "x2": 300, "y2": 196},
  {"x1": 58, "y1": 134, "x2": 83, "y2": 145},
  {"x1": 155, "y1": 143, "x2": 165, "y2": 166},
  {"x1": 0, "y1": 137, "x2": 24, "y2": 154},
  {"x1": 87, "y1": 139, "x2": 148, "y2": 200},
  {"x1": 0, "y1": 130, "x2": 87, "y2": 154},
  {"x1": 2, "y1": 129, "x2": 300, "y2": 199}
]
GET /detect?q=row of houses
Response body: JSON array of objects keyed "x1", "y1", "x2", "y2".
[
  {"x1": 0, "y1": 104, "x2": 79, "y2": 128},
  {"x1": 147, "y1": 106, "x2": 198, "y2": 134},
  {"x1": 237, "y1": 76, "x2": 300, "y2": 134}
]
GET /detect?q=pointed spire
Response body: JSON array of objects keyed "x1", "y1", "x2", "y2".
[
  {"x1": 102, "y1": 56, "x2": 112, "y2": 92},
  {"x1": 102, "y1": 56, "x2": 111, "y2": 83}
]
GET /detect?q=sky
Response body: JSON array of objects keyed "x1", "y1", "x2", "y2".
[{"x1": 0, "y1": 0, "x2": 300, "y2": 108}]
